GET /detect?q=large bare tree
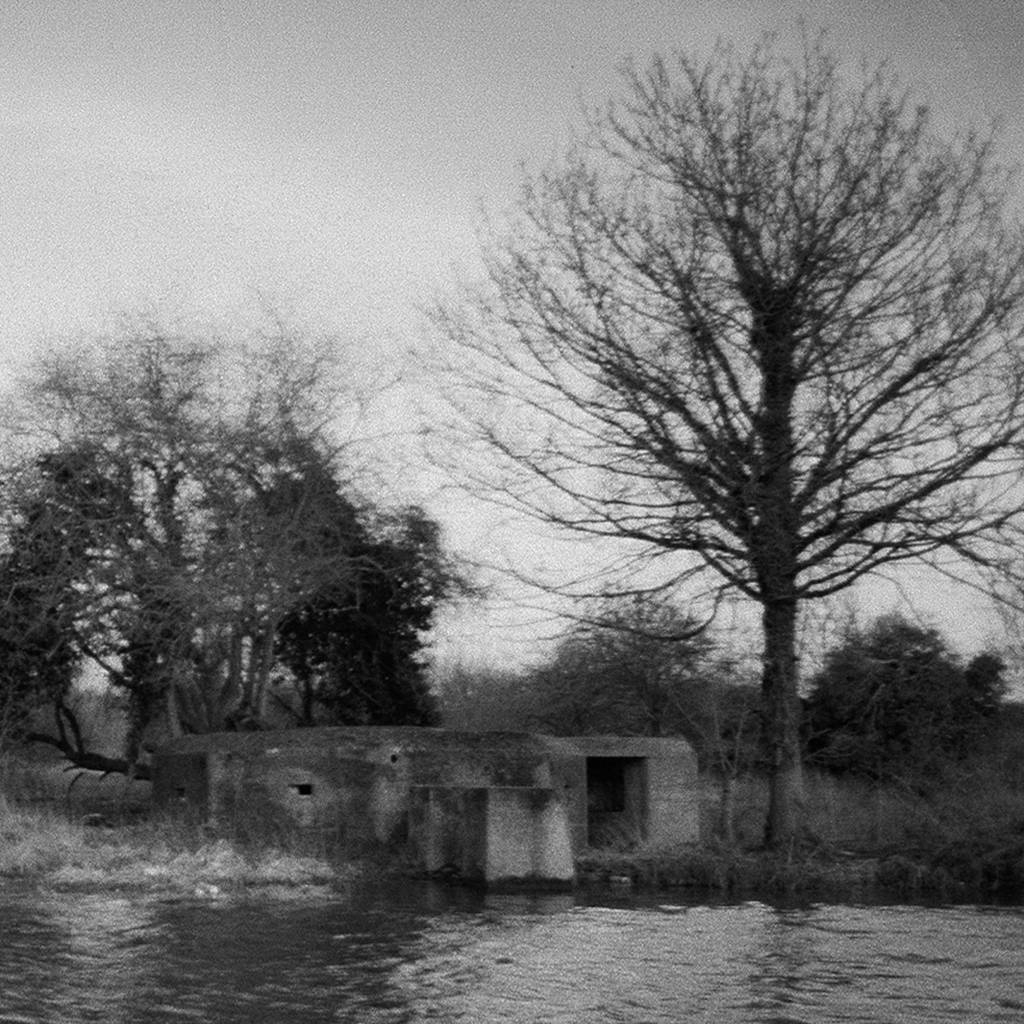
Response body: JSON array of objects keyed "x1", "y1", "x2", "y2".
[{"x1": 433, "y1": 35, "x2": 1024, "y2": 843}]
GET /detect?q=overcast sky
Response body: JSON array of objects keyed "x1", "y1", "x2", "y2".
[{"x1": 3, "y1": 1, "x2": 1024, "y2": 669}]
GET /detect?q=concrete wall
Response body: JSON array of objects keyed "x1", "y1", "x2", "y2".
[
  {"x1": 539, "y1": 735, "x2": 700, "y2": 849},
  {"x1": 408, "y1": 785, "x2": 575, "y2": 885},
  {"x1": 152, "y1": 727, "x2": 699, "y2": 881}
]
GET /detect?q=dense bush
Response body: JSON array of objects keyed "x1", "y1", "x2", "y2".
[{"x1": 804, "y1": 614, "x2": 1007, "y2": 784}]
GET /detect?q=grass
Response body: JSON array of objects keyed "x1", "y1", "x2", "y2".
[
  {"x1": 578, "y1": 767, "x2": 1024, "y2": 900},
  {"x1": 0, "y1": 745, "x2": 356, "y2": 896},
  {"x1": 6, "y1": 743, "x2": 1024, "y2": 901},
  {"x1": 0, "y1": 794, "x2": 350, "y2": 895},
  {"x1": 0, "y1": 744, "x2": 151, "y2": 820},
  {"x1": 577, "y1": 838, "x2": 883, "y2": 900}
]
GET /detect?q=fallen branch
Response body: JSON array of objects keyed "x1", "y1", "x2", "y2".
[{"x1": 23, "y1": 699, "x2": 151, "y2": 782}]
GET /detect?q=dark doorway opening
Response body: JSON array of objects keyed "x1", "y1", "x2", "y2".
[{"x1": 586, "y1": 757, "x2": 647, "y2": 848}]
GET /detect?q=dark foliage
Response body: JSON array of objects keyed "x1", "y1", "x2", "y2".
[
  {"x1": 0, "y1": 333, "x2": 464, "y2": 769},
  {"x1": 459, "y1": 594, "x2": 766, "y2": 776},
  {"x1": 0, "y1": 449, "x2": 114, "y2": 743},
  {"x1": 275, "y1": 506, "x2": 454, "y2": 727},
  {"x1": 804, "y1": 614, "x2": 1007, "y2": 783}
]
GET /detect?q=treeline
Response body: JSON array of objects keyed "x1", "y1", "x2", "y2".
[
  {"x1": 0, "y1": 329, "x2": 466, "y2": 776},
  {"x1": 1, "y1": 328, "x2": 1015, "y2": 803},
  {"x1": 440, "y1": 594, "x2": 1017, "y2": 795}
]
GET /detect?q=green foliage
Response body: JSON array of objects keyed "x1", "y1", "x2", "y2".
[{"x1": 804, "y1": 614, "x2": 1007, "y2": 783}]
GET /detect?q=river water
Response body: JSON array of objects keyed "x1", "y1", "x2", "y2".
[{"x1": 1, "y1": 883, "x2": 1022, "y2": 1023}]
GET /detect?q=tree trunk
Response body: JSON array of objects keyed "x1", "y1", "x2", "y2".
[
  {"x1": 253, "y1": 621, "x2": 277, "y2": 721},
  {"x1": 227, "y1": 629, "x2": 243, "y2": 706},
  {"x1": 719, "y1": 773, "x2": 736, "y2": 846},
  {"x1": 751, "y1": 298, "x2": 803, "y2": 846},
  {"x1": 762, "y1": 597, "x2": 805, "y2": 846},
  {"x1": 164, "y1": 674, "x2": 184, "y2": 738}
]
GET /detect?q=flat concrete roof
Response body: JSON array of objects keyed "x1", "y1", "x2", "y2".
[{"x1": 155, "y1": 726, "x2": 696, "y2": 759}]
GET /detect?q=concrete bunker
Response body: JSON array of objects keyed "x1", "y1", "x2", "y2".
[{"x1": 152, "y1": 727, "x2": 699, "y2": 885}]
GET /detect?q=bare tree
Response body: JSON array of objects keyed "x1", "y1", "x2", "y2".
[
  {"x1": 0, "y1": 331, "x2": 345, "y2": 761},
  {"x1": 530, "y1": 594, "x2": 716, "y2": 737},
  {"x1": 433, "y1": 34, "x2": 1024, "y2": 844}
]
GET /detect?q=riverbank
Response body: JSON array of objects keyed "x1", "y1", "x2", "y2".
[
  {"x1": 6, "y1": 795, "x2": 1022, "y2": 903},
  {"x1": 575, "y1": 768, "x2": 1024, "y2": 902},
  {"x1": 5, "y1": 748, "x2": 1024, "y2": 901},
  {"x1": 0, "y1": 796, "x2": 351, "y2": 897},
  {"x1": 576, "y1": 840, "x2": 1024, "y2": 902},
  {"x1": 577, "y1": 828, "x2": 1024, "y2": 902}
]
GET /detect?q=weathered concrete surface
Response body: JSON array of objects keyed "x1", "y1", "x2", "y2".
[
  {"x1": 538, "y1": 735, "x2": 700, "y2": 852},
  {"x1": 152, "y1": 727, "x2": 698, "y2": 884},
  {"x1": 409, "y1": 785, "x2": 575, "y2": 885}
]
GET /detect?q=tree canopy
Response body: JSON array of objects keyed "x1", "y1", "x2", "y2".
[
  {"x1": 275, "y1": 505, "x2": 457, "y2": 727},
  {"x1": 804, "y1": 614, "x2": 1007, "y2": 783},
  {"x1": 439, "y1": 592, "x2": 762, "y2": 780},
  {"x1": 0, "y1": 329, "x2": 461, "y2": 770},
  {"x1": 525, "y1": 595, "x2": 717, "y2": 738},
  {"x1": 435, "y1": 33, "x2": 1024, "y2": 842}
]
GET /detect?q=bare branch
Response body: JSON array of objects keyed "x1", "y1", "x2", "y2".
[{"x1": 431, "y1": 32, "x2": 1024, "y2": 844}]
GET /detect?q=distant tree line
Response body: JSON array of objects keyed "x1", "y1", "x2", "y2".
[{"x1": 440, "y1": 594, "x2": 1012, "y2": 831}]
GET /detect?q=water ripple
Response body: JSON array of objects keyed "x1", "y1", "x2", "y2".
[{"x1": 1, "y1": 887, "x2": 1022, "y2": 1023}]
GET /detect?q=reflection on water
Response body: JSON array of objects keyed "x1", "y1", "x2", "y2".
[{"x1": 1, "y1": 882, "x2": 1022, "y2": 1023}]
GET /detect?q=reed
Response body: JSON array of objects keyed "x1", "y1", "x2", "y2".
[
  {"x1": 7, "y1": 746, "x2": 1023, "y2": 899},
  {"x1": 0, "y1": 789, "x2": 346, "y2": 894},
  {"x1": 582, "y1": 768, "x2": 1024, "y2": 900},
  {"x1": 0, "y1": 794, "x2": 91, "y2": 876}
]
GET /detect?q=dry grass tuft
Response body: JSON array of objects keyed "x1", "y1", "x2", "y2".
[
  {"x1": 0, "y1": 794, "x2": 91, "y2": 875},
  {"x1": 0, "y1": 789, "x2": 349, "y2": 894}
]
